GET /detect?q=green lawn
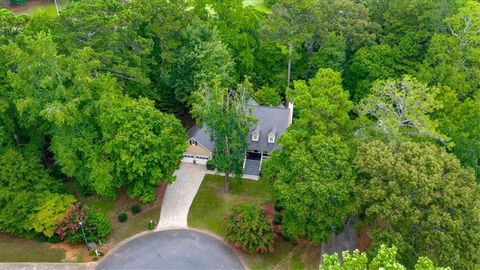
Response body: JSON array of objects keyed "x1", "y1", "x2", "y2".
[
  {"x1": 0, "y1": 233, "x2": 64, "y2": 262},
  {"x1": 188, "y1": 174, "x2": 321, "y2": 270},
  {"x1": 8, "y1": 0, "x2": 69, "y2": 16},
  {"x1": 109, "y1": 207, "x2": 160, "y2": 243}
]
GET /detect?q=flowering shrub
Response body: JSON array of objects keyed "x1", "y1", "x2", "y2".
[
  {"x1": 55, "y1": 203, "x2": 111, "y2": 243},
  {"x1": 225, "y1": 203, "x2": 275, "y2": 253}
]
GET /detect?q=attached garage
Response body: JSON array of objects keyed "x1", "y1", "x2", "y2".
[{"x1": 183, "y1": 126, "x2": 214, "y2": 165}]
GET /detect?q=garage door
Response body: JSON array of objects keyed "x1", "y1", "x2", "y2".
[
  {"x1": 195, "y1": 155, "x2": 209, "y2": 164},
  {"x1": 182, "y1": 154, "x2": 195, "y2": 163}
]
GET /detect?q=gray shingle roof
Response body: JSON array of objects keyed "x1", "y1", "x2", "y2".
[
  {"x1": 188, "y1": 105, "x2": 291, "y2": 154},
  {"x1": 187, "y1": 125, "x2": 215, "y2": 153},
  {"x1": 247, "y1": 105, "x2": 290, "y2": 153}
]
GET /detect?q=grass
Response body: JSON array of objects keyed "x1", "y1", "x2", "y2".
[
  {"x1": 7, "y1": 0, "x2": 69, "y2": 16},
  {"x1": 0, "y1": 233, "x2": 64, "y2": 262},
  {"x1": 109, "y1": 207, "x2": 160, "y2": 243},
  {"x1": 188, "y1": 174, "x2": 274, "y2": 236},
  {"x1": 188, "y1": 174, "x2": 321, "y2": 270}
]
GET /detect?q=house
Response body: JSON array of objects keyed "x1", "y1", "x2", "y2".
[{"x1": 183, "y1": 103, "x2": 293, "y2": 177}]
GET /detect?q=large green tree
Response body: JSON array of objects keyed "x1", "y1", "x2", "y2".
[
  {"x1": 261, "y1": 0, "x2": 320, "y2": 88},
  {"x1": 53, "y1": 0, "x2": 152, "y2": 97},
  {"x1": 356, "y1": 76, "x2": 448, "y2": 144},
  {"x1": 263, "y1": 69, "x2": 356, "y2": 243},
  {"x1": 192, "y1": 80, "x2": 253, "y2": 193},
  {"x1": 171, "y1": 20, "x2": 235, "y2": 105},
  {"x1": 419, "y1": 0, "x2": 480, "y2": 98},
  {"x1": 0, "y1": 148, "x2": 73, "y2": 237},
  {"x1": 5, "y1": 32, "x2": 186, "y2": 203},
  {"x1": 355, "y1": 141, "x2": 480, "y2": 269}
]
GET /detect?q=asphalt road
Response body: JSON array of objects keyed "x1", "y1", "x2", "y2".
[{"x1": 96, "y1": 229, "x2": 245, "y2": 270}]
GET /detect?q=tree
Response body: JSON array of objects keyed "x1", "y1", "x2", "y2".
[
  {"x1": 437, "y1": 93, "x2": 480, "y2": 179},
  {"x1": 261, "y1": 0, "x2": 320, "y2": 88},
  {"x1": 315, "y1": 0, "x2": 375, "y2": 54},
  {"x1": 171, "y1": 20, "x2": 234, "y2": 104},
  {"x1": 263, "y1": 69, "x2": 356, "y2": 243},
  {"x1": 97, "y1": 94, "x2": 187, "y2": 203},
  {"x1": 356, "y1": 76, "x2": 448, "y2": 144},
  {"x1": 195, "y1": 0, "x2": 263, "y2": 80},
  {"x1": 253, "y1": 86, "x2": 282, "y2": 106},
  {"x1": 321, "y1": 245, "x2": 449, "y2": 270},
  {"x1": 31, "y1": 193, "x2": 76, "y2": 237},
  {"x1": 285, "y1": 69, "x2": 354, "y2": 139},
  {"x1": 53, "y1": 0, "x2": 153, "y2": 97},
  {"x1": 311, "y1": 33, "x2": 346, "y2": 73},
  {"x1": 343, "y1": 44, "x2": 402, "y2": 101},
  {"x1": 419, "y1": 0, "x2": 480, "y2": 98},
  {"x1": 5, "y1": 32, "x2": 186, "y2": 203},
  {"x1": 355, "y1": 141, "x2": 480, "y2": 269},
  {"x1": 192, "y1": 80, "x2": 253, "y2": 193},
  {"x1": 0, "y1": 148, "x2": 67, "y2": 237}
]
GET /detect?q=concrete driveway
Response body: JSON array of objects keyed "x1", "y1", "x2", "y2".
[
  {"x1": 96, "y1": 229, "x2": 245, "y2": 270},
  {"x1": 157, "y1": 163, "x2": 206, "y2": 229}
]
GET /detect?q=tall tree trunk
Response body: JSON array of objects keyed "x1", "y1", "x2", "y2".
[
  {"x1": 287, "y1": 42, "x2": 293, "y2": 89},
  {"x1": 225, "y1": 171, "x2": 230, "y2": 193}
]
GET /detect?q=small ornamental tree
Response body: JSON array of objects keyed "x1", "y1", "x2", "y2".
[
  {"x1": 55, "y1": 203, "x2": 111, "y2": 243},
  {"x1": 225, "y1": 203, "x2": 275, "y2": 253}
]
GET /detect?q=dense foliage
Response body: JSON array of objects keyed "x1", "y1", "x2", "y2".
[
  {"x1": 321, "y1": 245, "x2": 449, "y2": 270},
  {"x1": 225, "y1": 203, "x2": 275, "y2": 253},
  {"x1": 355, "y1": 141, "x2": 480, "y2": 269},
  {"x1": 56, "y1": 203, "x2": 111, "y2": 243},
  {"x1": 263, "y1": 69, "x2": 356, "y2": 244},
  {"x1": 1, "y1": 0, "x2": 480, "y2": 267}
]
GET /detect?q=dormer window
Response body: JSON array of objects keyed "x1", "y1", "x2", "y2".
[
  {"x1": 268, "y1": 134, "x2": 275, "y2": 143},
  {"x1": 251, "y1": 125, "x2": 260, "y2": 142},
  {"x1": 268, "y1": 126, "x2": 276, "y2": 144},
  {"x1": 189, "y1": 139, "x2": 197, "y2": 146},
  {"x1": 252, "y1": 132, "x2": 259, "y2": 141}
]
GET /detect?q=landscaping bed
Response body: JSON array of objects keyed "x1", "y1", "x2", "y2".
[
  {"x1": 188, "y1": 174, "x2": 321, "y2": 270},
  {"x1": 0, "y1": 183, "x2": 166, "y2": 263}
]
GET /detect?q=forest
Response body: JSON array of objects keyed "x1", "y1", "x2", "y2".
[{"x1": 0, "y1": 0, "x2": 479, "y2": 268}]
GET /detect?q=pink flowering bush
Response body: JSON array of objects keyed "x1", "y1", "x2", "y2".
[
  {"x1": 225, "y1": 203, "x2": 275, "y2": 253},
  {"x1": 55, "y1": 203, "x2": 111, "y2": 243}
]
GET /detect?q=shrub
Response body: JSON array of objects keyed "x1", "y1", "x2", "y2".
[
  {"x1": 118, "y1": 212, "x2": 128, "y2": 222},
  {"x1": 206, "y1": 159, "x2": 215, "y2": 170},
  {"x1": 147, "y1": 220, "x2": 157, "y2": 230},
  {"x1": 225, "y1": 203, "x2": 275, "y2": 253},
  {"x1": 55, "y1": 203, "x2": 111, "y2": 244},
  {"x1": 131, "y1": 205, "x2": 141, "y2": 214}
]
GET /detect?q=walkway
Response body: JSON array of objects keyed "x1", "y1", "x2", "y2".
[{"x1": 157, "y1": 163, "x2": 206, "y2": 230}]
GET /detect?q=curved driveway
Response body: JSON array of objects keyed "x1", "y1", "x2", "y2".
[{"x1": 96, "y1": 229, "x2": 244, "y2": 270}]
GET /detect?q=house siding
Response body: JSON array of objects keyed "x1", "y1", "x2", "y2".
[{"x1": 186, "y1": 143, "x2": 211, "y2": 158}]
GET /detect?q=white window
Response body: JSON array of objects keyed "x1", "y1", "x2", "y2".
[
  {"x1": 268, "y1": 134, "x2": 275, "y2": 143},
  {"x1": 252, "y1": 132, "x2": 259, "y2": 141},
  {"x1": 189, "y1": 139, "x2": 198, "y2": 146}
]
